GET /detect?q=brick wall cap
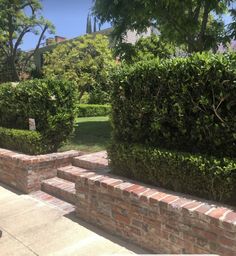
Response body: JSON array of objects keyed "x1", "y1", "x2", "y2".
[
  {"x1": 0, "y1": 148, "x2": 80, "y2": 164},
  {"x1": 76, "y1": 170, "x2": 236, "y2": 226}
]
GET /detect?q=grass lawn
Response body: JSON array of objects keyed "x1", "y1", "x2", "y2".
[{"x1": 60, "y1": 116, "x2": 111, "y2": 153}]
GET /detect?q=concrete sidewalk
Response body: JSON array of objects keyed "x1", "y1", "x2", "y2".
[{"x1": 0, "y1": 184, "x2": 147, "y2": 256}]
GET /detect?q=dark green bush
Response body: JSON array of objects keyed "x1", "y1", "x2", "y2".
[
  {"x1": 108, "y1": 143, "x2": 236, "y2": 204},
  {"x1": 77, "y1": 104, "x2": 111, "y2": 117},
  {"x1": 111, "y1": 53, "x2": 236, "y2": 158},
  {"x1": 109, "y1": 52, "x2": 236, "y2": 204},
  {"x1": 0, "y1": 127, "x2": 46, "y2": 155},
  {"x1": 0, "y1": 79, "x2": 77, "y2": 153}
]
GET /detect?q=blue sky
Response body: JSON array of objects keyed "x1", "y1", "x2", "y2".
[
  {"x1": 21, "y1": 0, "x2": 110, "y2": 50},
  {"x1": 21, "y1": 1, "x2": 234, "y2": 51}
]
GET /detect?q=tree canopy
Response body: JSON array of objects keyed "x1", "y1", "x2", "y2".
[
  {"x1": 0, "y1": 0, "x2": 54, "y2": 81},
  {"x1": 93, "y1": 0, "x2": 236, "y2": 53},
  {"x1": 43, "y1": 34, "x2": 115, "y2": 104},
  {"x1": 115, "y1": 34, "x2": 176, "y2": 64}
]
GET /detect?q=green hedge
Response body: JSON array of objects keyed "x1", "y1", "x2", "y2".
[
  {"x1": 111, "y1": 53, "x2": 236, "y2": 158},
  {"x1": 0, "y1": 79, "x2": 77, "y2": 153},
  {"x1": 0, "y1": 127, "x2": 46, "y2": 155},
  {"x1": 108, "y1": 143, "x2": 236, "y2": 205},
  {"x1": 109, "y1": 52, "x2": 236, "y2": 204},
  {"x1": 77, "y1": 104, "x2": 111, "y2": 117}
]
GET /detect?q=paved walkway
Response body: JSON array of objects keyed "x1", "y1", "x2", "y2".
[{"x1": 0, "y1": 184, "x2": 147, "y2": 256}]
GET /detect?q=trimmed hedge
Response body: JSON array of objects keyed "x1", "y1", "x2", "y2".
[
  {"x1": 109, "y1": 52, "x2": 236, "y2": 204},
  {"x1": 0, "y1": 127, "x2": 45, "y2": 155},
  {"x1": 108, "y1": 143, "x2": 236, "y2": 204},
  {"x1": 0, "y1": 79, "x2": 77, "y2": 153},
  {"x1": 111, "y1": 53, "x2": 236, "y2": 158},
  {"x1": 77, "y1": 104, "x2": 111, "y2": 117}
]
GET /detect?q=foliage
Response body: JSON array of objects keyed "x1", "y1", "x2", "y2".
[
  {"x1": 43, "y1": 34, "x2": 115, "y2": 103},
  {"x1": 0, "y1": 0, "x2": 54, "y2": 81},
  {"x1": 0, "y1": 48, "x2": 37, "y2": 83},
  {"x1": 0, "y1": 79, "x2": 77, "y2": 153},
  {"x1": 0, "y1": 127, "x2": 45, "y2": 155},
  {"x1": 93, "y1": 0, "x2": 234, "y2": 52},
  {"x1": 114, "y1": 34, "x2": 176, "y2": 64},
  {"x1": 228, "y1": 7, "x2": 236, "y2": 39},
  {"x1": 111, "y1": 52, "x2": 236, "y2": 158},
  {"x1": 86, "y1": 13, "x2": 99, "y2": 34},
  {"x1": 77, "y1": 104, "x2": 111, "y2": 117},
  {"x1": 86, "y1": 13, "x2": 92, "y2": 34},
  {"x1": 108, "y1": 143, "x2": 236, "y2": 204}
]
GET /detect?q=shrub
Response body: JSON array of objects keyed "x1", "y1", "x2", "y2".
[
  {"x1": 114, "y1": 34, "x2": 176, "y2": 64},
  {"x1": 108, "y1": 143, "x2": 236, "y2": 204},
  {"x1": 0, "y1": 79, "x2": 77, "y2": 153},
  {"x1": 0, "y1": 127, "x2": 45, "y2": 155},
  {"x1": 109, "y1": 52, "x2": 236, "y2": 204},
  {"x1": 111, "y1": 52, "x2": 236, "y2": 158},
  {"x1": 77, "y1": 104, "x2": 111, "y2": 117},
  {"x1": 43, "y1": 34, "x2": 115, "y2": 103}
]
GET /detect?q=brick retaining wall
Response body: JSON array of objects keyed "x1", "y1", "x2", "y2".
[
  {"x1": 0, "y1": 148, "x2": 80, "y2": 193},
  {"x1": 76, "y1": 171, "x2": 236, "y2": 255}
]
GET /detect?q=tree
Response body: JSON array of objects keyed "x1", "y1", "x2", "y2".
[
  {"x1": 86, "y1": 13, "x2": 92, "y2": 34},
  {"x1": 93, "y1": 0, "x2": 235, "y2": 53},
  {"x1": 228, "y1": 6, "x2": 236, "y2": 39},
  {"x1": 0, "y1": 0, "x2": 54, "y2": 81},
  {"x1": 115, "y1": 34, "x2": 176, "y2": 64},
  {"x1": 43, "y1": 34, "x2": 115, "y2": 103},
  {"x1": 93, "y1": 17, "x2": 97, "y2": 33}
]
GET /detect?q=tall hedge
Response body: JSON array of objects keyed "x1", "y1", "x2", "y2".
[
  {"x1": 0, "y1": 79, "x2": 77, "y2": 153},
  {"x1": 111, "y1": 53, "x2": 236, "y2": 158},
  {"x1": 109, "y1": 53, "x2": 236, "y2": 204}
]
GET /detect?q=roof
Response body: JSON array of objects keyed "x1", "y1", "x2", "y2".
[{"x1": 36, "y1": 27, "x2": 113, "y2": 52}]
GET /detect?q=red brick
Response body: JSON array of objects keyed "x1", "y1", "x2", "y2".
[
  {"x1": 131, "y1": 186, "x2": 148, "y2": 197},
  {"x1": 113, "y1": 212, "x2": 130, "y2": 224},
  {"x1": 224, "y1": 211, "x2": 236, "y2": 224},
  {"x1": 182, "y1": 201, "x2": 203, "y2": 211},
  {"x1": 149, "y1": 192, "x2": 167, "y2": 204},
  {"x1": 107, "y1": 180, "x2": 124, "y2": 191},
  {"x1": 217, "y1": 246, "x2": 236, "y2": 256},
  {"x1": 208, "y1": 207, "x2": 229, "y2": 220},
  {"x1": 170, "y1": 197, "x2": 191, "y2": 208},
  {"x1": 72, "y1": 154, "x2": 236, "y2": 255},
  {"x1": 123, "y1": 184, "x2": 142, "y2": 196},
  {"x1": 219, "y1": 236, "x2": 235, "y2": 247},
  {"x1": 195, "y1": 203, "x2": 213, "y2": 214},
  {"x1": 140, "y1": 189, "x2": 158, "y2": 202},
  {"x1": 160, "y1": 195, "x2": 179, "y2": 204},
  {"x1": 0, "y1": 148, "x2": 79, "y2": 193},
  {"x1": 94, "y1": 176, "x2": 107, "y2": 186}
]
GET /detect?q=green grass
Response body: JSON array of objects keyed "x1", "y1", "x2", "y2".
[{"x1": 60, "y1": 116, "x2": 111, "y2": 153}]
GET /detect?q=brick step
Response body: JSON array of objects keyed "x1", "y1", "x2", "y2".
[
  {"x1": 57, "y1": 166, "x2": 89, "y2": 183},
  {"x1": 30, "y1": 190, "x2": 75, "y2": 213},
  {"x1": 58, "y1": 165, "x2": 110, "y2": 183},
  {"x1": 41, "y1": 177, "x2": 76, "y2": 205},
  {"x1": 72, "y1": 151, "x2": 109, "y2": 171}
]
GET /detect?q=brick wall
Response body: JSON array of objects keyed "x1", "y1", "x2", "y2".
[
  {"x1": 0, "y1": 148, "x2": 80, "y2": 193},
  {"x1": 76, "y1": 171, "x2": 236, "y2": 255}
]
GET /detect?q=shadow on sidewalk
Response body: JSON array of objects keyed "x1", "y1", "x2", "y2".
[{"x1": 64, "y1": 211, "x2": 150, "y2": 255}]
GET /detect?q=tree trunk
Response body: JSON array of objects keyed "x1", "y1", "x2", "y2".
[{"x1": 9, "y1": 57, "x2": 20, "y2": 82}]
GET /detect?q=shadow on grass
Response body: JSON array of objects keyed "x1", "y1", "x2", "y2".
[{"x1": 60, "y1": 117, "x2": 112, "y2": 153}]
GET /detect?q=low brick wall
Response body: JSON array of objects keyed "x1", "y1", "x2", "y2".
[
  {"x1": 0, "y1": 148, "x2": 80, "y2": 193},
  {"x1": 76, "y1": 171, "x2": 236, "y2": 255}
]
